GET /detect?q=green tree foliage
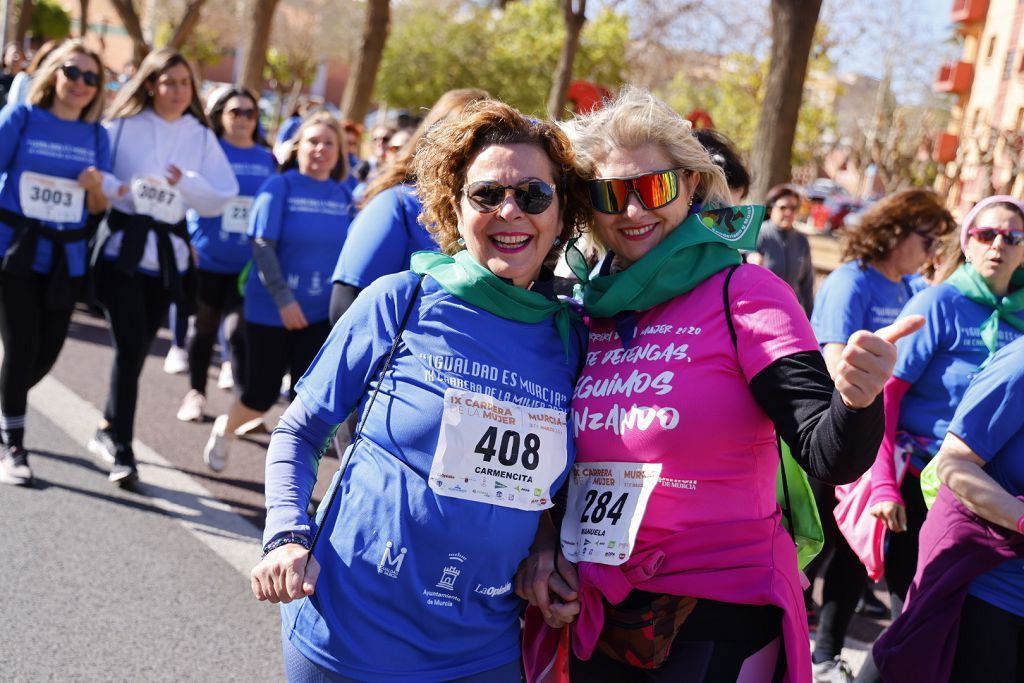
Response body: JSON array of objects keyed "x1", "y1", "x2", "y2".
[
  {"x1": 377, "y1": 0, "x2": 627, "y2": 115},
  {"x1": 664, "y1": 23, "x2": 837, "y2": 169},
  {"x1": 30, "y1": 0, "x2": 72, "y2": 41}
]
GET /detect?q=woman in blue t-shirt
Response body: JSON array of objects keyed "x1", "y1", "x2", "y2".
[
  {"x1": 808, "y1": 189, "x2": 956, "y2": 675},
  {"x1": 853, "y1": 196, "x2": 1024, "y2": 683},
  {"x1": 0, "y1": 41, "x2": 113, "y2": 487},
  {"x1": 933, "y1": 337, "x2": 1024, "y2": 681},
  {"x1": 203, "y1": 112, "x2": 353, "y2": 472},
  {"x1": 328, "y1": 88, "x2": 489, "y2": 325},
  {"x1": 249, "y1": 100, "x2": 589, "y2": 682},
  {"x1": 175, "y1": 88, "x2": 276, "y2": 423}
]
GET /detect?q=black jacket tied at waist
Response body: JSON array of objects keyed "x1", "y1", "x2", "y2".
[
  {"x1": 0, "y1": 207, "x2": 98, "y2": 309},
  {"x1": 92, "y1": 207, "x2": 191, "y2": 304}
]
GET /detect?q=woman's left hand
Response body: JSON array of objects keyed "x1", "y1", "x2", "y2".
[
  {"x1": 77, "y1": 166, "x2": 103, "y2": 192},
  {"x1": 835, "y1": 315, "x2": 925, "y2": 409},
  {"x1": 166, "y1": 164, "x2": 183, "y2": 186},
  {"x1": 515, "y1": 547, "x2": 580, "y2": 627}
]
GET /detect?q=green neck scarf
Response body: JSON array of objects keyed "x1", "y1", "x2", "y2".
[
  {"x1": 410, "y1": 249, "x2": 576, "y2": 360},
  {"x1": 945, "y1": 262, "x2": 1024, "y2": 360},
  {"x1": 567, "y1": 205, "x2": 765, "y2": 317}
]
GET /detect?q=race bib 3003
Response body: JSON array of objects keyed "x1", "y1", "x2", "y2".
[
  {"x1": 221, "y1": 196, "x2": 253, "y2": 234},
  {"x1": 131, "y1": 175, "x2": 184, "y2": 224},
  {"x1": 561, "y1": 461, "x2": 662, "y2": 566},
  {"x1": 428, "y1": 388, "x2": 568, "y2": 511},
  {"x1": 18, "y1": 171, "x2": 85, "y2": 223}
]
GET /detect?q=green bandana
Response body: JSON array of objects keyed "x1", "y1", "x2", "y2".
[
  {"x1": 945, "y1": 262, "x2": 1024, "y2": 361},
  {"x1": 566, "y1": 205, "x2": 765, "y2": 317},
  {"x1": 410, "y1": 249, "x2": 577, "y2": 360}
]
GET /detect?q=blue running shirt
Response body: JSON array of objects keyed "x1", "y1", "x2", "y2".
[
  {"x1": 0, "y1": 104, "x2": 111, "y2": 276},
  {"x1": 894, "y1": 284, "x2": 1024, "y2": 447},
  {"x1": 811, "y1": 260, "x2": 913, "y2": 345},
  {"x1": 244, "y1": 169, "x2": 354, "y2": 326},
  {"x1": 331, "y1": 184, "x2": 435, "y2": 289},
  {"x1": 272, "y1": 272, "x2": 581, "y2": 681},
  {"x1": 948, "y1": 337, "x2": 1024, "y2": 618},
  {"x1": 187, "y1": 140, "x2": 276, "y2": 274}
]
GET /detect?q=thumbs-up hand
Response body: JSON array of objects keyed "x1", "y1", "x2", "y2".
[{"x1": 835, "y1": 315, "x2": 925, "y2": 410}]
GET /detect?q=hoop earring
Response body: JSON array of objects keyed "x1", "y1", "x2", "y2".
[
  {"x1": 457, "y1": 237, "x2": 465, "y2": 246},
  {"x1": 553, "y1": 238, "x2": 561, "y2": 247}
]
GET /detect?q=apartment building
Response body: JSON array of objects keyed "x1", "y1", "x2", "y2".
[{"x1": 934, "y1": 0, "x2": 1024, "y2": 214}]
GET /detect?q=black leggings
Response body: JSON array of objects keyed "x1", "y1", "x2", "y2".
[
  {"x1": 951, "y1": 594, "x2": 1024, "y2": 682},
  {"x1": 0, "y1": 271, "x2": 75, "y2": 439},
  {"x1": 570, "y1": 598, "x2": 784, "y2": 683},
  {"x1": 188, "y1": 269, "x2": 244, "y2": 395},
  {"x1": 240, "y1": 319, "x2": 330, "y2": 413},
  {"x1": 97, "y1": 262, "x2": 172, "y2": 445},
  {"x1": 805, "y1": 477, "x2": 867, "y2": 662}
]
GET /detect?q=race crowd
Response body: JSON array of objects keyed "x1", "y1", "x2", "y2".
[{"x1": 0, "y1": 39, "x2": 1022, "y2": 683}]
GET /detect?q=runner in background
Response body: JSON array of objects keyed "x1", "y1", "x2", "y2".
[
  {"x1": 753, "y1": 184, "x2": 815, "y2": 317},
  {"x1": 693, "y1": 128, "x2": 750, "y2": 204},
  {"x1": 88, "y1": 48, "x2": 237, "y2": 484},
  {"x1": 329, "y1": 88, "x2": 489, "y2": 326},
  {"x1": 854, "y1": 195, "x2": 1024, "y2": 682},
  {"x1": 5, "y1": 40, "x2": 64, "y2": 110},
  {"x1": 175, "y1": 87, "x2": 276, "y2": 423},
  {"x1": 203, "y1": 112, "x2": 353, "y2": 473},
  {"x1": 0, "y1": 42, "x2": 113, "y2": 487},
  {"x1": 807, "y1": 189, "x2": 952, "y2": 680}
]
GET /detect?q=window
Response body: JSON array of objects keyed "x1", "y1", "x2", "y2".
[
  {"x1": 986, "y1": 35, "x2": 997, "y2": 62},
  {"x1": 1004, "y1": 49, "x2": 1016, "y2": 80},
  {"x1": 1016, "y1": 107, "x2": 1024, "y2": 130}
]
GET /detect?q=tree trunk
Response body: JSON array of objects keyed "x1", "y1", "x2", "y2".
[
  {"x1": 238, "y1": 0, "x2": 280, "y2": 93},
  {"x1": 748, "y1": 0, "x2": 822, "y2": 201},
  {"x1": 78, "y1": 0, "x2": 89, "y2": 38},
  {"x1": 547, "y1": 0, "x2": 586, "y2": 121},
  {"x1": 14, "y1": 0, "x2": 31, "y2": 45},
  {"x1": 340, "y1": 0, "x2": 390, "y2": 123},
  {"x1": 109, "y1": 0, "x2": 150, "y2": 63},
  {"x1": 167, "y1": 0, "x2": 207, "y2": 49}
]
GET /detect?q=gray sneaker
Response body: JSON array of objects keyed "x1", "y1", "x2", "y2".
[
  {"x1": 88, "y1": 426, "x2": 118, "y2": 464},
  {"x1": 0, "y1": 446, "x2": 32, "y2": 486},
  {"x1": 812, "y1": 657, "x2": 853, "y2": 683}
]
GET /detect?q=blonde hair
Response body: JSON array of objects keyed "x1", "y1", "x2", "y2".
[
  {"x1": 413, "y1": 99, "x2": 590, "y2": 266},
  {"x1": 279, "y1": 111, "x2": 349, "y2": 181},
  {"x1": 105, "y1": 47, "x2": 208, "y2": 126},
  {"x1": 565, "y1": 86, "x2": 731, "y2": 207},
  {"x1": 27, "y1": 40, "x2": 106, "y2": 123}
]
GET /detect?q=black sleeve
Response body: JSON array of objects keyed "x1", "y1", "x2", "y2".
[
  {"x1": 329, "y1": 282, "x2": 361, "y2": 326},
  {"x1": 749, "y1": 351, "x2": 883, "y2": 485}
]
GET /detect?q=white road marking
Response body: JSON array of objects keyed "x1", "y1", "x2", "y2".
[{"x1": 31, "y1": 372, "x2": 262, "y2": 576}]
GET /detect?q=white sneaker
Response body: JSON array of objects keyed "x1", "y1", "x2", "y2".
[
  {"x1": 163, "y1": 345, "x2": 189, "y2": 375},
  {"x1": 217, "y1": 361, "x2": 234, "y2": 390},
  {"x1": 812, "y1": 657, "x2": 853, "y2": 683},
  {"x1": 0, "y1": 446, "x2": 32, "y2": 486},
  {"x1": 176, "y1": 390, "x2": 206, "y2": 422},
  {"x1": 203, "y1": 415, "x2": 232, "y2": 472}
]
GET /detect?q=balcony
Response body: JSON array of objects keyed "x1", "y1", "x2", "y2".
[
  {"x1": 934, "y1": 133, "x2": 960, "y2": 164},
  {"x1": 934, "y1": 61, "x2": 974, "y2": 94},
  {"x1": 952, "y1": 0, "x2": 988, "y2": 25}
]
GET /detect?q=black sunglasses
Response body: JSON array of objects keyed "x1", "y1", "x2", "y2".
[
  {"x1": 463, "y1": 180, "x2": 555, "y2": 215},
  {"x1": 226, "y1": 107, "x2": 257, "y2": 120},
  {"x1": 61, "y1": 64, "x2": 100, "y2": 87}
]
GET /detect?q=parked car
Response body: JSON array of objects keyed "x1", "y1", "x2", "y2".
[{"x1": 810, "y1": 195, "x2": 863, "y2": 233}]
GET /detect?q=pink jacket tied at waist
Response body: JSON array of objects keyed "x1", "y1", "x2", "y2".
[{"x1": 523, "y1": 514, "x2": 812, "y2": 683}]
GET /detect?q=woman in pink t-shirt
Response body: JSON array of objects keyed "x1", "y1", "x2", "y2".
[{"x1": 516, "y1": 88, "x2": 921, "y2": 683}]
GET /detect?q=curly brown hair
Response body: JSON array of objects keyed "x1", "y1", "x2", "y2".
[
  {"x1": 412, "y1": 100, "x2": 591, "y2": 267},
  {"x1": 840, "y1": 189, "x2": 956, "y2": 266}
]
